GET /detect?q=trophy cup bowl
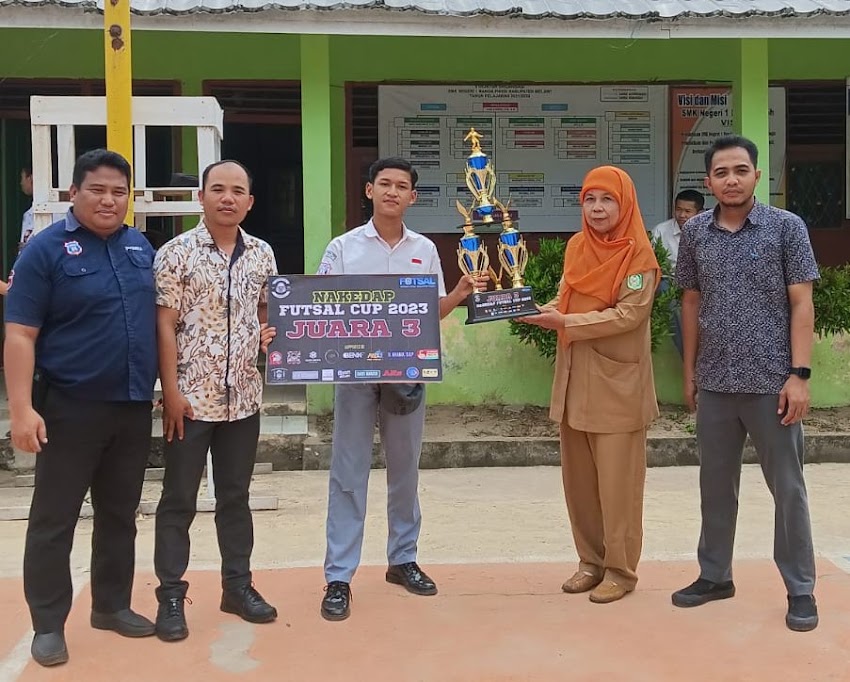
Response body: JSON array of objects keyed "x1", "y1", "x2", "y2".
[
  {"x1": 497, "y1": 227, "x2": 529, "y2": 290},
  {"x1": 457, "y1": 229, "x2": 490, "y2": 294}
]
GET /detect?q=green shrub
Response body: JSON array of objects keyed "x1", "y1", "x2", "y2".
[
  {"x1": 508, "y1": 237, "x2": 565, "y2": 360},
  {"x1": 813, "y1": 265, "x2": 850, "y2": 337},
  {"x1": 508, "y1": 235, "x2": 676, "y2": 359}
]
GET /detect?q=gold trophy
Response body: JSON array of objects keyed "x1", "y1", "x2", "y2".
[{"x1": 455, "y1": 128, "x2": 538, "y2": 324}]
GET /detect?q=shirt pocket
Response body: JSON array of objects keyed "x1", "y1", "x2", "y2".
[
  {"x1": 126, "y1": 249, "x2": 156, "y2": 291},
  {"x1": 61, "y1": 259, "x2": 103, "y2": 301},
  {"x1": 587, "y1": 347, "x2": 642, "y2": 424}
]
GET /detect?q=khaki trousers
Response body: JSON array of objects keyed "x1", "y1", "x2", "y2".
[{"x1": 560, "y1": 423, "x2": 647, "y2": 590}]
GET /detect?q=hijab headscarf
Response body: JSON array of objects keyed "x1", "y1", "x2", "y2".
[{"x1": 557, "y1": 166, "x2": 660, "y2": 323}]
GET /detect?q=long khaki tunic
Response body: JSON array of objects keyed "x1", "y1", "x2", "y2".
[
  {"x1": 548, "y1": 270, "x2": 659, "y2": 431},
  {"x1": 547, "y1": 269, "x2": 659, "y2": 590}
]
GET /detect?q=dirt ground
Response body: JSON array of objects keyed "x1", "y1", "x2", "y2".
[{"x1": 316, "y1": 404, "x2": 850, "y2": 440}]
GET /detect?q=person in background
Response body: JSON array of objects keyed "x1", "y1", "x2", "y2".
[{"x1": 650, "y1": 189, "x2": 705, "y2": 357}]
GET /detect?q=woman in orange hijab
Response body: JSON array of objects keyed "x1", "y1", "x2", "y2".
[{"x1": 520, "y1": 166, "x2": 660, "y2": 603}]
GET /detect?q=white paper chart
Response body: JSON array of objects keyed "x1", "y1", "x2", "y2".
[{"x1": 378, "y1": 84, "x2": 669, "y2": 233}]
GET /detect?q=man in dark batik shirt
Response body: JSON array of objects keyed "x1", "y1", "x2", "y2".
[{"x1": 671, "y1": 135, "x2": 820, "y2": 633}]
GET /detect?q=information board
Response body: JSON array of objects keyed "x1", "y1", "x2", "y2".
[
  {"x1": 378, "y1": 84, "x2": 669, "y2": 233},
  {"x1": 265, "y1": 274, "x2": 442, "y2": 384},
  {"x1": 670, "y1": 86, "x2": 786, "y2": 209}
]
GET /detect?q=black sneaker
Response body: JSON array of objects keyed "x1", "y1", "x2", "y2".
[
  {"x1": 221, "y1": 584, "x2": 278, "y2": 624},
  {"x1": 321, "y1": 581, "x2": 351, "y2": 621},
  {"x1": 786, "y1": 595, "x2": 818, "y2": 632},
  {"x1": 671, "y1": 578, "x2": 735, "y2": 608},
  {"x1": 155, "y1": 597, "x2": 189, "y2": 642}
]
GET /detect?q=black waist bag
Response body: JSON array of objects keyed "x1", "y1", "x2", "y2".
[{"x1": 378, "y1": 383, "x2": 424, "y2": 416}]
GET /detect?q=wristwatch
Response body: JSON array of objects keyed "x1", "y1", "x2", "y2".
[{"x1": 789, "y1": 367, "x2": 812, "y2": 380}]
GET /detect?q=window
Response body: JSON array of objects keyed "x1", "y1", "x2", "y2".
[{"x1": 785, "y1": 83, "x2": 845, "y2": 229}]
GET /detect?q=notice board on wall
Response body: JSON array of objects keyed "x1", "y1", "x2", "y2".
[
  {"x1": 670, "y1": 86, "x2": 786, "y2": 210},
  {"x1": 378, "y1": 84, "x2": 669, "y2": 233}
]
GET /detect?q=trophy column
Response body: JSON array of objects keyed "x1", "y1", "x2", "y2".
[{"x1": 455, "y1": 128, "x2": 540, "y2": 325}]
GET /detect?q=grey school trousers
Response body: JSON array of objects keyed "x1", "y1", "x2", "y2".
[
  {"x1": 696, "y1": 390, "x2": 816, "y2": 596},
  {"x1": 324, "y1": 383, "x2": 426, "y2": 583}
]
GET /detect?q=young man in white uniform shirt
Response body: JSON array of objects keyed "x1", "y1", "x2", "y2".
[
  {"x1": 316, "y1": 157, "x2": 487, "y2": 621},
  {"x1": 650, "y1": 189, "x2": 705, "y2": 273},
  {"x1": 650, "y1": 189, "x2": 705, "y2": 357}
]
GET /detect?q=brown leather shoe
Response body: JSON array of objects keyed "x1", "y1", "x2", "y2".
[
  {"x1": 561, "y1": 571, "x2": 602, "y2": 594},
  {"x1": 589, "y1": 580, "x2": 630, "y2": 604}
]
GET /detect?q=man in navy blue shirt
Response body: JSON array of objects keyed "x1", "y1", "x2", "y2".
[{"x1": 4, "y1": 149, "x2": 158, "y2": 667}]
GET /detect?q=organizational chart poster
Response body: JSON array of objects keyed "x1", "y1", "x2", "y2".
[{"x1": 378, "y1": 84, "x2": 669, "y2": 233}]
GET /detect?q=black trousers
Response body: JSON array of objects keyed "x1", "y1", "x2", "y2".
[
  {"x1": 154, "y1": 413, "x2": 260, "y2": 601},
  {"x1": 24, "y1": 390, "x2": 152, "y2": 634}
]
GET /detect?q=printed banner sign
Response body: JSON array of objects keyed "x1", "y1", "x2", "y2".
[
  {"x1": 265, "y1": 274, "x2": 442, "y2": 384},
  {"x1": 670, "y1": 86, "x2": 786, "y2": 208}
]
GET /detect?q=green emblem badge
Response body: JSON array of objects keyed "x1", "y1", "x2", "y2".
[{"x1": 627, "y1": 274, "x2": 644, "y2": 291}]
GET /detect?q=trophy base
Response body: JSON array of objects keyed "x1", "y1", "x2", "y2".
[{"x1": 465, "y1": 286, "x2": 540, "y2": 325}]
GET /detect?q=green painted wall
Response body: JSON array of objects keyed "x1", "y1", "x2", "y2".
[
  {"x1": 4, "y1": 31, "x2": 849, "y2": 85},
  {"x1": 330, "y1": 36, "x2": 850, "y2": 82},
  {"x1": 331, "y1": 37, "x2": 741, "y2": 82},
  {"x1": 769, "y1": 39, "x2": 850, "y2": 80},
  {"x1": 428, "y1": 311, "x2": 554, "y2": 405},
  {"x1": 0, "y1": 29, "x2": 301, "y2": 80},
  {"x1": 419, "y1": 313, "x2": 850, "y2": 411}
]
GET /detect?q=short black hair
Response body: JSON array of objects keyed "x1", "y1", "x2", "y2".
[
  {"x1": 201, "y1": 160, "x2": 253, "y2": 191},
  {"x1": 22, "y1": 164, "x2": 32, "y2": 176},
  {"x1": 675, "y1": 189, "x2": 705, "y2": 210},
  {"x1": 368, "y1": 157, "x2": 418, "y2": 188},
  {"x1": 72, "y1": 149, "x2": 132, "y2": 189},
  {"x1": 704, "y1": 135, "x2": 759, "y2": 173}
]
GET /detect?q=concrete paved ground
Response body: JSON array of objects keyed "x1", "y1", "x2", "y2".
[{"x1": 0, "y1": 464, "x2": 848, "y2": 680}]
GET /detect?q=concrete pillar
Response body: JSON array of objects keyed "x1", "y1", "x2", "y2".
[
  {"x1": 300, "y1": 34, "x2": 336, "y2": 272},
  {"x1": 734, "y1": 38, "x2": 770, "y2": 204},
  {"x1": 300, "y1": 34, "x2": 340, "y2": 414}
]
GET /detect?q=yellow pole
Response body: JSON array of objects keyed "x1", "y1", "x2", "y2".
[{"x1": 103, "y1": 0, "x2": 134, "y2": 224}]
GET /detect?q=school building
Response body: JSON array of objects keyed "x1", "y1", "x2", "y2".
[{"x1": 1, "y1": 0, "x2": 849, "y2": 409}]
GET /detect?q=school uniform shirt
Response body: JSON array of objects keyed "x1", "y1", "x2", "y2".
[
  {"x1": 651, "y1": 218, "x2": 681, "y2": 272},
  {"x1": 317, "y1": 219, "x2": 447, "y2": 296}
]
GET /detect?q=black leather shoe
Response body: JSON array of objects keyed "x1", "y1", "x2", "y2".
[
  {"x1": 672, "y1": 578, "x2": 735, "y2": 608},
  {"x1": 386, "y1": 562, "x2": 438, "y2": 596},
  {"x1": 221, "y1": 584, "x2": 278, "y2": 624},
  {"x1": 31, "y1": 632, "x2": 68, "y2": 667},
  {"x1": 156, "y1": 598, "x2": 189, "y2": 642},
  {"x1": 90, "y1": 608, "x2": 155, "y2": 637},
  {"x1": 786, "y1": 594, "x2": 819, "y2": 632},
  {"x1": 321, "y1": 581, "x2": 351, "y2": 621}
]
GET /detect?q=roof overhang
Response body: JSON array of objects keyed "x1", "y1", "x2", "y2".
[{"x1": 2, "y1": 4, "x2": 850, "y2": 38}]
